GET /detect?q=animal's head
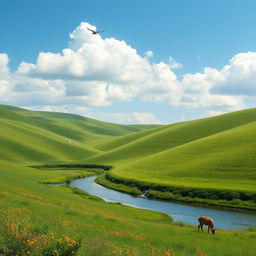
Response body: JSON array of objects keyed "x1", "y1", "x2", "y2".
[{"x1": 211, "y1": 228, "x2": 216, "y2": 235}]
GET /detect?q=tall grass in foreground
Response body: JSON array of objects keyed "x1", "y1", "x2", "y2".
[
  {"x1": 1, "y1": 206, "x2": 255, "y2": 256},
  {"x1": 0, "y1": 209, "x2": 81, "y2": 256},
  {"x1": 0, "y1": 208, "x2": 211, "y2": 256},
  {"x1": 0, "y1": 161, "x2": 256, "y2": 256},
  {"x1": 0, "y1": 160, "x2": 255, "y2": 256}
]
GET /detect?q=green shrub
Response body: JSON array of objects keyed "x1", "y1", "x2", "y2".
[
  {"x1": 230, "y1": 199, "x2": 243, "y2": 205},
  {"x1": 104, "y1": 173, "x2": 256, "y2": 209}
]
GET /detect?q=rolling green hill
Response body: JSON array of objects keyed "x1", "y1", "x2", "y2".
[
  {"x1": 82, "y1": 108, "x2": 256, "y2": 208},
  {"x1": 85, "y1": 108, "x2": 256, "y2": 165},
  {"x1": 1, "y1": 104, "x2": 255, "y2": 201},
  {"x1": 1, "y1": 104, "x2": 256, "y2": 255},
  {"x1": 110, "y1": 121, "x2": 256, "y2": 191},
  {"x1": 1, "y1": 160, "x2": 255, "y2": 256},
  {"x1": 0, "y1": 104, "x2": 157, "y2": 163}
]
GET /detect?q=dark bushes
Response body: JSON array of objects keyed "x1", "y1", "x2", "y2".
[{"x1": 105, "y1": 173, "x2": 256, "y2": 203}]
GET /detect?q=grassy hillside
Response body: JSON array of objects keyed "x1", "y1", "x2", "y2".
[
  {"x1": 0, "y1": 104, "x2": 157, "y2": 163},
  {"x1": 110, "y1": 121, "x2": 256, "y2": 191},
  {"x1": 87, "y1": 108, "x2": 256, "y2": 209},
  {"x1": 94, "y1": 124, "x2": 169, "y2": 151},
  {"x1": 85, "y1": 108, "x2": 256, "y2": 165},
  {"x1": 1, "y1": 104, "x2": 256, "y2": 255},
  {"x1": 1, "y1": 104, "x2": 255, "y2": 199},
  {"x1": 0, "y1": 160, "x2": 255, "y2": 256}
]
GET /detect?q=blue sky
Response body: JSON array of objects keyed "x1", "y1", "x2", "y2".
[{"x1": 1, "y1": 0, "x2": 256, "y2": 124}]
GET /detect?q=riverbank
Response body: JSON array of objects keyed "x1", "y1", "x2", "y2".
[
  {"x1": 96, "y1": 172, "x2": 256, "y2": 211},
  {"x1": 71, "y1": 175, "x2": 256, "y2": 230},
  {"x1": 2, "y1": 160, "x2": 256, "y2": 255},
  {"x1": 35, "y1": 163, "x2": 256, "y2": 212},
  {"x1": 31, "y1": 164, "x2": 108, "y2": 184}
]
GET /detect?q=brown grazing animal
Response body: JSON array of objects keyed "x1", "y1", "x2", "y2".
[{"x1": 198, "y1": 216, "x2": 216, "y2": 235}]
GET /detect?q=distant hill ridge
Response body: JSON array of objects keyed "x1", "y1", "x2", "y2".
[
  {"x1": 94, "y1": 108, "x2": 256, "y2": 196},
  {"x1": 0, "y1": 104, "x2": 158, "y2": 164},
  {"x1": 85, "y1": 108, "x2": 256, "y2": 165},
  {"x1": 1, "y1": 104, "x2": 256, "y2": 196}
]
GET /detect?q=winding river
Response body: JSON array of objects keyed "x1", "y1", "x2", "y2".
[{"x1": 70, "y1": 176, "x2": 256, "y2": 230}]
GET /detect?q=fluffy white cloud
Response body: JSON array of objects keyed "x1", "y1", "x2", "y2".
[
  {"x1": 179, "y1": 51, "x2": 256, "y2": 112},
  {"x1": 0, "y1": 53, "x2": 10, "y2": 76},
  {"x1": 0, "y1": 80, "x2": 10, "y2": 98},
  {"x1": 0, "y1": 54, "x2": 16, "y2": 102},
  {"x1": 1, "y1": 22, "x2": 256, "y2": 123},
  {"x1": 29, "y1": 104, "x2": 161, "y2": 124},
  {"x1": 18, "y1": 22, "x2": 153, "y2": 84},
  {"x1": 168, "y1": 57, "x2": 183, "y2": 69},
  {"x1": 16, "y1": 22, "x2": 180, "y2": 106},
  {"x1": 178, "y1": 64, "x2": 246, "y2": 113},
  {"x1": 211, "y1": 52, "x2": 256, "y2": 96},
  {"x1": 87, "y1": 111, "x2": 162, "y2": 124}
]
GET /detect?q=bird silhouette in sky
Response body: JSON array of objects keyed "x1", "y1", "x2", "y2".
[{"x1": 87, "y1": 28, "x2": 104, "y2": 35}]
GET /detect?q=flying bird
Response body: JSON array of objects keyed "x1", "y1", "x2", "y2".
[{"x1": 87, "y1": 28, "x2": 104, "y2": 35}]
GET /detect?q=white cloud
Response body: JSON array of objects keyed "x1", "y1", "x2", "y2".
[
  {"x1": 1, "y1": 23, "x2": 255, "y2": 123},
  {"x1": 16, "y1": 22, "x2": 180, "y2": 106},
  {"x1": 106, "y1": 84, "x2": 137, "y2": 101},
  {"x1": 0, "y1": 53, "x2": 10, "y2": 76},
  {"x1": 140, "y1": 62, "x2": 180, "y2": 104},
  {"x1": 145, "y1": 51, "x2": 154, "y2": 58},
  {"x1": 0, "y1": 54, "x2": 16, "y2": 102},
  {"x1": 131, "y1": 112, "x2": 161, "y2": 124},
  {"x1": 17, "y1": 22, "x2": 153, "y2": 85},
  {"x1": 169, "y1": 57, "x2": 183, "y2": 69},
  {"x1": 211, "y1": 52, "x2": 256, "y2": 96},
  {"x1": 0, "y1": 80, "x2": 10, "y2": 97},
  {"x1": 88, "y1": 111, "x2": 162, "y2": 124},
  {"x1": 179, "y1": 66, "x2": 245, "y2": 113},
  {"x1": 39, "y1": 105, "x2": 161, "y2": 124},
  {"x1": 206, "y1": 110, "x2": 226, "y2": 117}
]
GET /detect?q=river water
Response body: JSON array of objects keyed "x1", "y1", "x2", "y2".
[{"x1": 70, "y1": 176, "x2": 256, "y2": 230}]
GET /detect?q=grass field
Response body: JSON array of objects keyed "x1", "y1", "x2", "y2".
[
  {"x1": 0, "y1": 104, "x2": 158, "y2": 164},
  {"x1": 85, "y1": 108, "x2": 256, "y2": 209},
  {"x1": 108, "y1": 121, "x2": 256, "y2": 190},
  {"x1": 1, "y1": 160, "x2": 256, "y2": 256},
  {"x1": 0, "y1": 104, "x2": 256, "y2": 255}
]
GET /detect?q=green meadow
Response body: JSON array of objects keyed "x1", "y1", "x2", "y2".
[
  {"x1": 87, "y1": 108, "x2": 256, "y2": 210},
  {"x1": 0, "y1": 104, "x2": 256, "y2": 255}
]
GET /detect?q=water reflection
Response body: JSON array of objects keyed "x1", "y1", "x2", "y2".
[{"x1": 70, "y1": 176, "x2": 256, "y2": 230}]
